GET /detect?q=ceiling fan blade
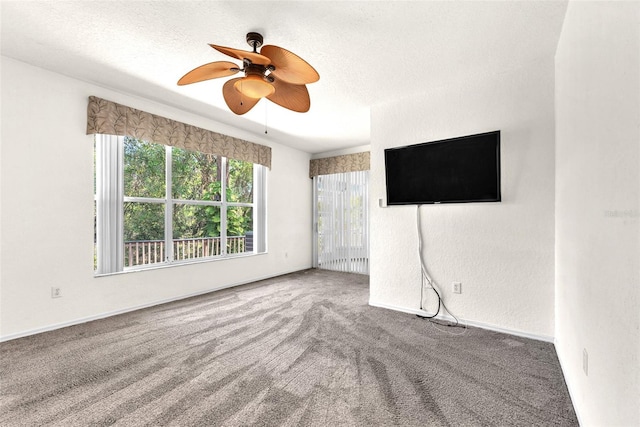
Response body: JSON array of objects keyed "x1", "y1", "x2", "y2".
[
  {"x1": 260, "y1": 45, "x2": 319, "y2": 85},
  {"x1": 177, "y1": 61, "x2": 240, "y2": 85},
  {"x1": 209, "y1": 44, "x2": 271, "y2": 66},
  {"x1": 267, "y1": 78, "x2": 310, "y2": 113},
  {"x1": 223, "y1": 78, "x2": 261, "y2": 115}
]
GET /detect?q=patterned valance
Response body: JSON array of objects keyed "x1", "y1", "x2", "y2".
[
  {"x1": 86, "y1": 96, "x2": 271, "y2": 168},
  {"x1": 309, "y1": 151, "x2": 370, "y2": 178}
]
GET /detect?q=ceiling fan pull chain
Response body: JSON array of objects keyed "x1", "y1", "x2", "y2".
[{"x1": 264, "y1": 102, "x2": 268, "y2": 134}]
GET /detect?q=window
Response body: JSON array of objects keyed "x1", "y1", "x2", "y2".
[
  {"x1": 313, "y1": 171, "x2": 369, "y2": 274},
  {"x1": 94, "y1": 135, "x2": 266, "y2": 274}
]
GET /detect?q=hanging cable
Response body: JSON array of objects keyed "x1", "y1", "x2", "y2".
[
  {"x1": 415, "y1": 205, "x2": 467, "y2": 334},
  {"x1": 416, "y1": 204, "x2": 439, "y2": 318}
]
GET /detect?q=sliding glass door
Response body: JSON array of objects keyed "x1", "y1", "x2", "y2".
[{"x1": 313, "y1": 170, "x2": 369, "y2": 274}]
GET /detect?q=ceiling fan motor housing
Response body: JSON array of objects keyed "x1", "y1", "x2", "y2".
[{"x1": 243, "y1": 60, "x2": 275, "y2": 82}]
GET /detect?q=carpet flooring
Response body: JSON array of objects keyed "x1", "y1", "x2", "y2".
[{"x1": 0, "y1": 269, "x2": 578, "y2": 426}]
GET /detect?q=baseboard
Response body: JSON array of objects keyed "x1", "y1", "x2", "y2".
[
  {"x1": 368, "y1": 300, "x2": 554, "y2": 343},
  {"x1": 0, "y1": 269, "x2": 306, "y2": 343},
  {"x1": 554, "y1": 338, "x2": 585, "y2": 427}
]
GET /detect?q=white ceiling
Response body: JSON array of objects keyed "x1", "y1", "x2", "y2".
[{"x1": 1, "y1": 1, "x2": 567, "y2": 154}]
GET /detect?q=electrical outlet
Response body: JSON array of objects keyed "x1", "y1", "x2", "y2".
[
  {"x1": 453, "y1": 282, "x2": 462, "y2": 294},
  {"x1": 51, "y1": 287, "x2": 62, "y2": 298},
  {"x1": 583, "y1": 348, "x2": 588, "y2": 376}
]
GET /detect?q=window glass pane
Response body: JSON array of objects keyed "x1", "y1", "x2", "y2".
[
  {"x1": 124, "y1": 137, "x2": 165, "y2": 198},
  {"x1": 227, "y1": 206, "x2": 253, "y2": 254},
  {"x1": 124, "y1": 202, "x2": 165, "y2": 267},
  {"x1": 227, "y1": 159, "x2": 254, "y2": 203},
  {"x1": 173, "y1": 204, "x2": 221, "y2": 260},
  {"x1": 172, "y1": 148, "x2": 220, "y2": 201}
]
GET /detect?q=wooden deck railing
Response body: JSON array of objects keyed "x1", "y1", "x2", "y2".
[{"x1": 124, "y1": 235, "x2": 248, "y2": 267}]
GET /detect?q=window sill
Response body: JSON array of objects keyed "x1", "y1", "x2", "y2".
[{"x1": 94, "y1": 251, "x2": 268, "y2": 278}]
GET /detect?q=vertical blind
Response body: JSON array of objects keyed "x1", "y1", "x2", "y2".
[
  {"x1": 95, "y1": 134, "x2": 124, "y2": 274},
  {"x1": 314, "y1": 170, "x2": 369, "y2": 274}
]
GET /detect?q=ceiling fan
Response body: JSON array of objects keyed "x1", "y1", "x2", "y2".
[{"x1": 178, "y1": 32, "x2": 319, "y2": 115}]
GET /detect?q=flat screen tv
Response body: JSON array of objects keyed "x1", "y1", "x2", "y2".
[{"x1": 384, "y1": 131, "x2": 501, "y2": 205}]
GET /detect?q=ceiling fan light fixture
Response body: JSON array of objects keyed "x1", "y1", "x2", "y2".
[{"x1": 234, "y1": 75, "x2": 275, "y2": 99}]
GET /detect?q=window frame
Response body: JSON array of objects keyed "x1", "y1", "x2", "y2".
[{"x1": 94, "y1": 134, "x2": 266, "y2": 275}]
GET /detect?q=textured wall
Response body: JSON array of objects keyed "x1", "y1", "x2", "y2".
[
  {"x1": 555, "y1": 2, "x2": 640, "y2": 425},
  {"x1": 0, "y1": 57, "x2": 312, "y2": 339},
  {"x1": 370, "y1": 58, "x2": 556, "y2": 338}
]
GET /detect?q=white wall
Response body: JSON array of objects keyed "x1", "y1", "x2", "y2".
[
  {"x1": 555, "y1": 2, "x2": 640, "y2": 425},
  {"x1": 0, "y1": 57, "x2": 312, "y2": 340},
  {"x1": 370, "y1": 57, "x2": 557, "y2": 339}
]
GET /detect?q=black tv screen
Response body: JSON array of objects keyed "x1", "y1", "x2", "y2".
[{"x1": 384, "y1": 131, "x2": 501, "y2": 205}]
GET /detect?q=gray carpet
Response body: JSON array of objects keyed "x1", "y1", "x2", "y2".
[{"x1": 0, "y1": 269, "x2": 577, "y2": 426}]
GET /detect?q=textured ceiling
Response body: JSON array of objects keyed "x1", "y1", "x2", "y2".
[{"x1": 0, "y1": 1, "x2": 567, "y2": 153}]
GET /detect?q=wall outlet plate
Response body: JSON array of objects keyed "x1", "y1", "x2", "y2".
[
  {"x1": 51, "y1": 287, "x2": 62, "y2": 298},
  {"x1": 453, "y1": 282, "x2": 462, "y2": 294}
]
